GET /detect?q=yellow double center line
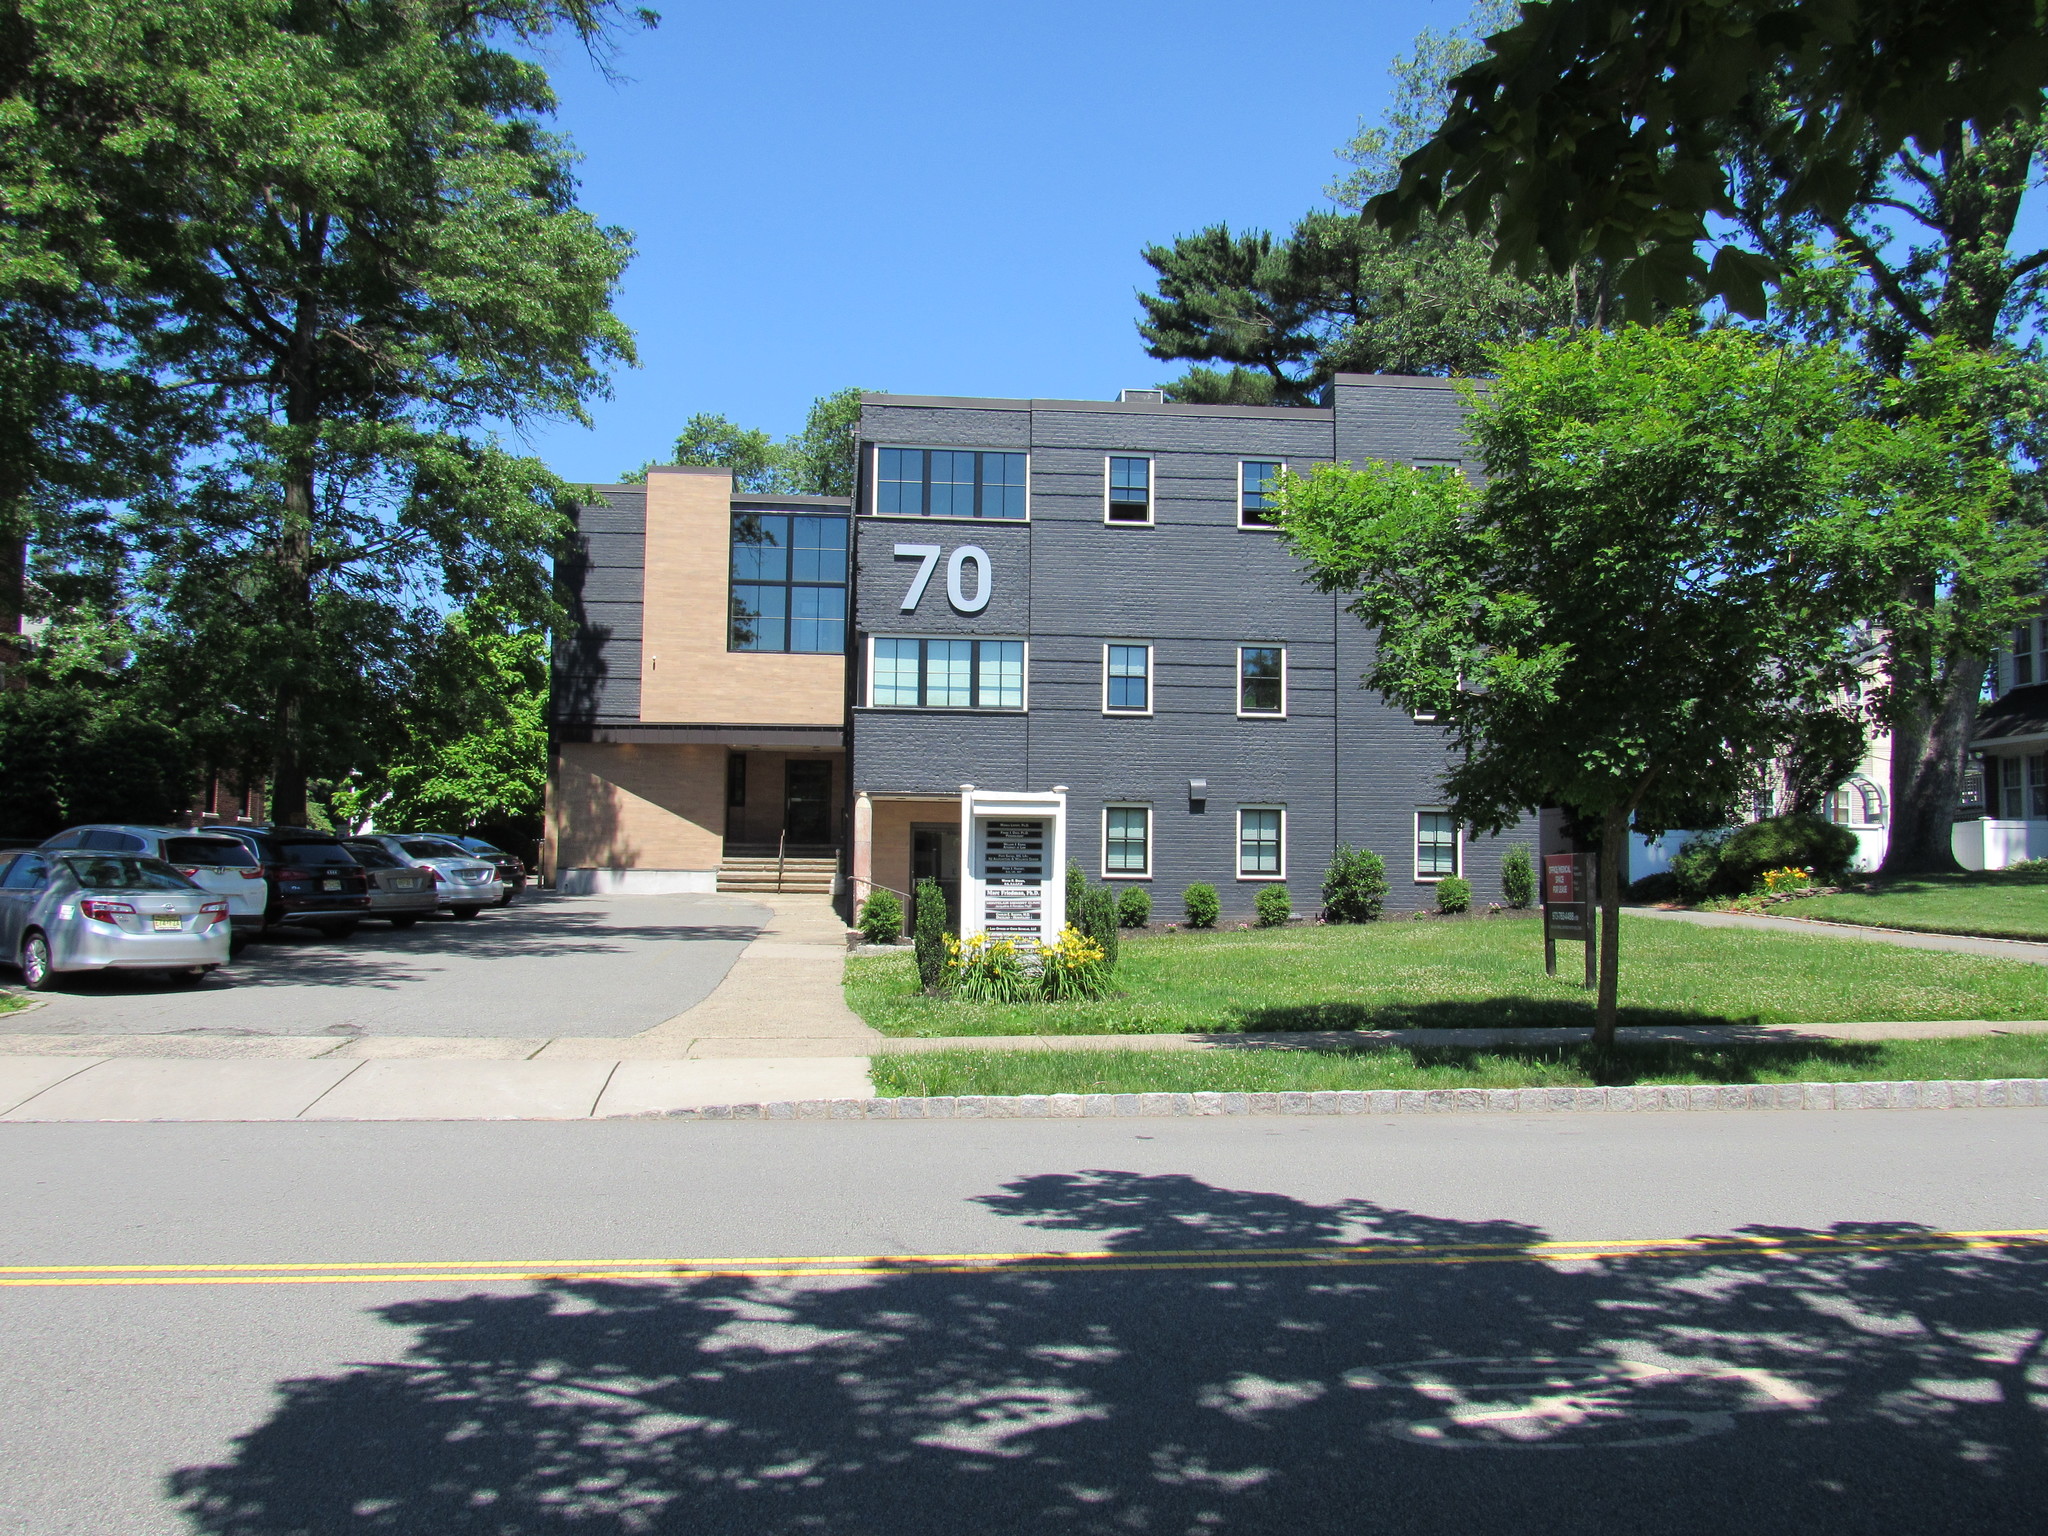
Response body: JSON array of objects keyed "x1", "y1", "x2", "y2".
[{"x1": 2, "y1": 1230, "x2": 2044, "y2": 1289}]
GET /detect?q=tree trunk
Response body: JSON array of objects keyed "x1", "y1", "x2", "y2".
[
  {"x1": 1879, "y1": 627, "x2": 1978, "y2": 877},
  {"x1": 0, "y1": 522, "x2": 24, "y2": 692},
  {"x1": 268, "y1": 451, "x2": 315, "y2": 828},
  {"x1": 1594, "y1": 804, "x2": 1627, "y2": 1049}
]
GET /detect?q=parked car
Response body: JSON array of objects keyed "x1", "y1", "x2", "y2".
[
  {"x1": 0, "y1": 849, "x2": 231, "y2": 989},
  {"x1": 345, "y1": 834, "x2": 502, "y2": 918},
  {"x1": 40, "y1": 825, "x2": 270, "y2": 936},
  {"x1": 336, "y1": 839, "x2": 440, "y2": 927},
  {"x1": 419, "y1": 834, "x2": 528, "y2": 905},
  {"x1": 197, "y1": 825, "x2": 371, "y2": 938}
]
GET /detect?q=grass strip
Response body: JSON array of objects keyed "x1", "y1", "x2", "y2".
[
  {"x1": 870, "y1": 1034, "x2": 2048, "y2": 1097},
  {"x1": 847, "y1": 914, "x2": 2048, "y2": 1038},
  {"x1": 1780, "y1": 867, "x2": 2048, "y2": 943}
]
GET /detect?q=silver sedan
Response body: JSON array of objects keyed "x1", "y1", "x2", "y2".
[
  {"x1": 338, "y1": 840, "x2": 442, "y2": 926},
  {"x1": 345, "y1": 835, "x2": 503, "y2": 918},
  {"x1": 0, "y1": 851, "x2": 232, "y2": 989}
]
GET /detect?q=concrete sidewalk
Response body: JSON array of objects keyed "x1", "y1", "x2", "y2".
[
  {"x1": 1632, "y1": 904, "x2": 2048, "y2": 963},
  {"x1": 0, "y1": 1054, "x2": 874, "y2": 1121}
]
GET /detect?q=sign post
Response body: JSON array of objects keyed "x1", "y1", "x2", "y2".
[
  {"x1": 959, "y1": 786, "x2": 1068, "y2": 955},
  {"x1": 1542, "y1": 853, "x2": 1598, "y2": 989}
]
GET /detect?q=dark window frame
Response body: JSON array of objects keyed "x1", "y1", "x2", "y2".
[
  {"x1": 728, "y1": 510, "x2": 849, "y2": 654},
  {"x1": 873, "y1": 447, "x2": 1028, "y2": 520},
  {"x1": 868, "y1": 636, "x2": 1027, "y2": 710}
]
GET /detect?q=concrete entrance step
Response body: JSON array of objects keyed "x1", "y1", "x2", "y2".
[{"x1": 717, "y1": 853, "x2": 839, "y2": 894}]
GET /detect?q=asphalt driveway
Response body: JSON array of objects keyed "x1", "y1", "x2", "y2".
[{"x1": 0, "y1": 893, "x2": 768, "y2": 1039}]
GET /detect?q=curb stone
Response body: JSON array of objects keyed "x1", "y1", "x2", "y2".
[{"x1": 621, "y1": 1077, "x2": 2048, "y2": 1121}]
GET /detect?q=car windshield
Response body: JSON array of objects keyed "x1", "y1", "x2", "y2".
[
  {"x1": 60, "y1": 855, "x2": 196, "y2": 892},
  {"x1": 344, "y1": 843, "x2": 405, "y2": 870},
  {"x1": 401, "y1": 839, "x2": 470, "y2": 859},
  {"x1": 464, "y1": 840, "x2": 507, "y2": 855},
  {"x1": 162, "y1": 837, "x2": 258, "y2": 868},
  {"x1": 278, "y1": 842, "x2": 358, "y2": 867}
]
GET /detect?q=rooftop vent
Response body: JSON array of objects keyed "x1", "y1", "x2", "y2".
[{"x1": 1119, "y1": 388, "x2": 1166, "y2": 404}]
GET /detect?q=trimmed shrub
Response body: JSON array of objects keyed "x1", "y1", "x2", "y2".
[
  {"x1": 1669, "y1": 829, "x2": 1733, "y2": 904},
  {"x1": 1116, "y1": 886, "x2": 1152, "y2": 929},
  {"x1": 913, "y1": 877, "x2": 950, "y2": 991},
  {"x1": 1435, "y1": 875, "x2": 1472, "y2": 914},
  {"x1": 1718, "y1": 813, "x2": 1859, "y2": 894},
  {"x1": 1500, "y1": 845, "x2": 1535, "y2": 909},
  {"x1": 1038, "y1": 924, "x2": 1111, "y2": 1000},
  {"x1": 1183, "y1": 882, "x2": 1221, "y2": 928},
  {"x1": 1253, "y1": 885, "x2": 1292, "y2": 927},
  {"x1": 857, "y1": 889, "x2": 904, "y2": 944},
  {"x1": 1066, "y1": 859, "x2": 1087, "y2": 921},
  {"x1": 1322, "y1": 844, "x2": 1388, "y2": 922},
  {"x1": 1627, "y1": 871, "x2": 1680, "y2": 903},
  {"x1": 1083, "y1": 885, "x2": 1120, "y2": 971}
]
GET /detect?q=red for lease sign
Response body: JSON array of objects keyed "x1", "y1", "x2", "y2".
[{"x1": 1543, "y1": 853, "x2": 1577, "y2": 905}]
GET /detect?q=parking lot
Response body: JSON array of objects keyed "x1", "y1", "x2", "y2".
[{"x1": 0, "y1": 894, "x2": 769, "y2": 1039}]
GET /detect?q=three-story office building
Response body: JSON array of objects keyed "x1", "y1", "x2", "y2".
[{"x1": 546, "y1": 375, "x2": 1535, "y2": 920}]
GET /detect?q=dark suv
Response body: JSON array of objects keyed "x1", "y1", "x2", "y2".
[{"x1": 201, "y1": 825, "x2": 371, "y2": 938}]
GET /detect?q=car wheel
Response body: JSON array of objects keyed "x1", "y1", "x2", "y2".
[
  {"x1": 451, "y1": 906, "x2": 481, "y2": 921},
  {"x1": 20, "y1": 931, "x2": 56, "y2": 991},
  {"x1": 169, "y1": 966, "x2": 214, "y2": 987},
  {"x1": 494, "y1": 891, "x2": 513, "y2": 907},
  {"x1": 314, "y1": 921, "x2": 358, "y2": 941},
  {"x1": 389, "y1": 916, "x2": 419, "y2": 930}
]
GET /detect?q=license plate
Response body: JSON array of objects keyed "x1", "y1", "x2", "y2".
[
  {"x1": 392, "y1": 878, "x2": 419, "y2": 891},
  {"x1": 322, "y1": 879, "x2": 341, "y2": 891},
  {"x1": 152, "y1": 915, "x2": 181, "y2": 931}
]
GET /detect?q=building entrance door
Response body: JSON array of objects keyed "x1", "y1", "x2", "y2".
[
  {"x1": 911, "y1": 825, "x2": 959, "y2": 930},
  {"x1": 783, "y1": 760, "x2": 834, "y2": 845}
]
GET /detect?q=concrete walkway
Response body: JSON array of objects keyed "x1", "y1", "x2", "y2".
[{"x1": 1632, "y1": 904, "x2": 2048, "y2": 963}]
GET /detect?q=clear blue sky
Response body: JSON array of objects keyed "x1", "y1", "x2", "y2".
[{"x1": 521, "y1": 0, "x2": 1478, "y2": 482}]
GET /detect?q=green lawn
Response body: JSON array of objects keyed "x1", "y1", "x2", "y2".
[
  {"x1": 845, "y1": 915, "x2": 2048, "y2": 1038},
  {"x1": 872, "y1": 1034, "x2": 2048, "y2": 1097},
  {"x1": 1783, "y1": 866, "x2": 2048, "y2": 942}
]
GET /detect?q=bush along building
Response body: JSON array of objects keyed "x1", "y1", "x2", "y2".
[{"x1": 545, "y1": 377, "x2": 1537, "y2": 924}]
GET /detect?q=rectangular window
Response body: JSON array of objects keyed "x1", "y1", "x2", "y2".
[
  {"x1": 868, "y1": 637, "x2": 1026, "y2": 709},
  {"x1": 726, "y1": 753, "x2": 746, "y2": 808},
  {"x1": 875, "y1": 447, "x2": 1027, "y2": 519},
  {"x1": 1107, "y1": 456, "x2": 1152, "y2": 523},
  {"x1": 1103, "y1": 805, "x2": 1151, "y2": 877},
  {"x1": 2001, "y1": 758, "x2": 2024, "y2": 820},
  {"x1": 2017, "y1": 621, "x2": 2040, "y2": 688},
  {"x1": 1416, "y1": 811, "x2": 1459, "y2": 879},
  {"x1": 1240, "y1": 460, "x2": 1283, "y2": 528},
  {"x1": 2032, "y1": 754, "x2": 2048, "y2": 820},
  {"x1": 728, "y1": 511, "x2": 847, "y2": 653},
  {"x1": 1104, "y1": 644, "x2": 1151, "y2": 714},
  {"x1": 1238, "y1": 645, "x2": 1285, "y2": 715},
  {"x1": 1238, "y1": 807, "x2": 1284, "y2": 878}
]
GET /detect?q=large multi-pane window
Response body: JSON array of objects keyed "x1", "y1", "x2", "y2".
[
  {"x1": 1238, "y1": 807, "x2": 1284, "y2": 878},
  {"x1": 1107, "y1": 457, "x2": 1152, "y2": 523},
  {"x1": 1416, "y1": 811, "x2": 1459, "y2": 879},
  {"x1": 1104, "y1": 805, "x2": 1151, "y2": 877},
  {"x1": 729, "y1": 512, "x2": 847, "y2": 653},
  {"x1": 2000, "y1": 754, "x2": 2048, "y2": 820},
  {"x1": 876, "y1": 448, "x2": 1027, "y2": 519},
  {"x1": 1240, "y1": 461, "x2": 1282, "y2": 527},
  {"x1": 871, "y1": 638, "x2": 1026, "y2": 709},
  {"x1": 1238, "y1": 645, "x2": 1285, "y2": 715},
  {"x1": 1105, "y1": 644, "x2": 1151, "y2": 713}
]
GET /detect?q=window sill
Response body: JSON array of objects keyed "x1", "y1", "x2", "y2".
[
  {"x1": 854, "y1": 705, "x2": 1027, "y2": 715},
  {"x1": 1236, "y1": 712, "x2": 1287, "y2": 721},
  {"x1": 861, "y1": 511, "x2": 1030, "y2": 524},
  {"x1": 1102, "y1": 709, "x2": 1154, "y2": 718},
  {"x1": 1236, "y1": 873, "x2": 1287, "y2": 882},
  {"x1": 1100, "y1": 871, "x2": 1152, "y2": 881}
]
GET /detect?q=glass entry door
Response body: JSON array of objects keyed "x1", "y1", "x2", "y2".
[{"x1": 783, "y1": 759, "x2": 834, "y2": 845}]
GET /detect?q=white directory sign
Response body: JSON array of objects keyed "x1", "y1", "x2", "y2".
[{"x1": 960, "y1": 786, "x2": 1067, "y2": 951}]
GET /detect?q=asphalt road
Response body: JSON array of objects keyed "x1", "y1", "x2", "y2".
[
  {"x1": 0, "y1": 894, "x2": 766, "y2": 1039},
  {"x1": 3, "y1": 1109, "x2": 2045, "y2": 1534}
]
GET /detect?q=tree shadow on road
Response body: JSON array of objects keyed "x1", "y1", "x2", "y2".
[{"x1": 168, "y1": 1171, "x2": 2048, "y2": 1535}]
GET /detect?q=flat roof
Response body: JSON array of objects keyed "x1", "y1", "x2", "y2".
[{"x1": 859, "y1": 392, "x2": 1331, "y2": 420}]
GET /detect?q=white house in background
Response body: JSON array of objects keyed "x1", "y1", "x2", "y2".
[{"x1": 1961, "y1": 605, "x2": 2048, "y2": 870}]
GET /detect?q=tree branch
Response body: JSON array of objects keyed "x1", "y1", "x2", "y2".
[{"x1": 1830, "y1": 225, "x2": 1939, "y2": 339}]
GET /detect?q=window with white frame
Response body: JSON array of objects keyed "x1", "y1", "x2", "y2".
[
  {"x1": 1103, "y1": 805, "x2": 1151, "y2": 877},
  {"x1": 875, "y1": 448, "x2": 1027, "y2": 520},
  {"x1": 2013, "y1": 618, "x2": 2043, "y2": 688},
  {"x1": 1239, "y1": 461, "x2": 1283, "y2": 528},
  {"x1": 1415, "y1": 810, "x2": 1459, "y2": 879},
  {"x1": 1238, "y1": 645, "x2": 1285, "y2": 715},
  {"x1": 870, "y1": 637, "x2": 1025, "y2": 709},
  {"x1": 1107, "y1": 457, "x2": 1152, "y2": 523},
  {"x1": 1104, "y1": 644, "x2": 1151, "y2": 714},
  {"x1": 1827, "y1": 777, "x2": 1886, "y2": 828},
  {"x1": 1237, "y1": 806, "x2": 1284, "y2": 878}
]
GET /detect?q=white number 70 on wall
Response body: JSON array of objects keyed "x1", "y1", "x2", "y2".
[{"x1": 895, "y1": 543, "x2": 992, "y2": 614}]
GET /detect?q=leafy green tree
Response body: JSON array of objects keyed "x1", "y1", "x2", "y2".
[
  {"x1": 626, "y1": 387, "x2": 867, "y2": 495},
  {"x1": 1278, "y1": 325, "x2": 1869, "y2": 1044},
  {"x1": 330, "y1": 604, "x2": 547, "y2": 835},
  {"x1": 5, "y1": 0, "x2": 645, "y2": 826},
  {"x1": 1371, "y1": 0, "x2": 2048, "y2": 873},
  {"x1": 622, "y1": 413, "x2": 785, "y2": 489},
  {"x1": 782, "y1": 387, "x2": 864, "y2": 496}
]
